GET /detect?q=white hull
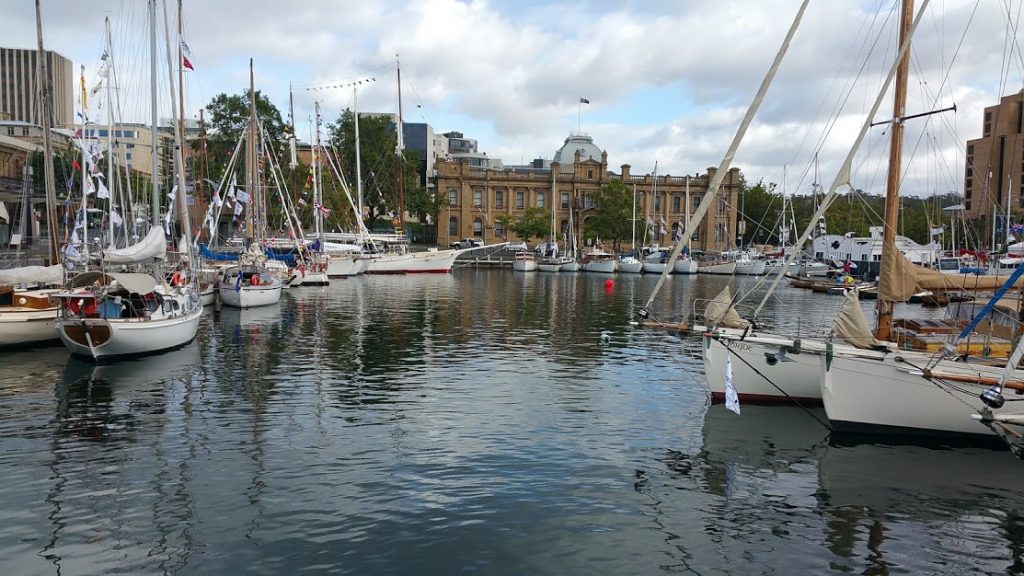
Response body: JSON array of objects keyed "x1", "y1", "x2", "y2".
[
  {"x1": 673, "y1": 258, "x2": 698, "y2": 274},
  {"x1": 581, "y1": 259, "x2": 617, "y2": 274},
  {"x1": 219, "y1": 283, "x2": 282, "y2": 308},
  {"x1": 736, "y1": 260, "x2": 767, "y2": 275},
  {"x1": 0, "y1": 307, "x2": 59, "y2": 346},
  {"x1": 560, "y1": 260, "x2": 580, "y2": 272},
  {"x1": 537, "y1": 260, "x2": 563, "y2": 273},
  {"x1": 200, "y1": 284, "x2": 217, "y2": 306},
  {"x1": 821, "y1": 348, "x2": 1008, "y2": 438},
  {"x1": 699, "y1": 261, "x2": 737, "y2": 275},
  {"x1": 513, "y1": 256, "x2": 538, "y2": 272},
  {"x1": 57, "y1": 305, "x2": 201, "y2": 360},
  {"x1": 364, "y1": 249, "x2": 458, "y2": 274},
  {"x1": 703, "y1": 332, "x2": 828, "y2": 403},
  {"x1": 327, "y1": 255, "x2": 363, "y2": 277},
  {"x1": 643, "y1": 262, "x2": 669, "y2": 274},
  {"x1": 299, "y1": 271, "x2": 330, "y2": 285},
  {"x1": 618, "y1": 258, "x2": 643, "y2": 274}
]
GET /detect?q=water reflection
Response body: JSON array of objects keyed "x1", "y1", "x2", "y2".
[{"x1": 0, "y1": 270, "x2": 1021, "y2": 575}]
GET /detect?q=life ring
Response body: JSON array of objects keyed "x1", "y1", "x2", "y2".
[
  {"x1": 250, "y1": 274, "x2": 260, "y2": 286},
  {"x1": 170, "y1": 271, "x2": 184, "y2": 286}
]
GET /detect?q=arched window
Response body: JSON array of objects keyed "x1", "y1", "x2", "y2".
[
  {"x1": 448, "y1": 216, "x2": 458, "y2": 236},
  {"x1": 473, "y1": 217, "x2": 483, "y2": 236}
]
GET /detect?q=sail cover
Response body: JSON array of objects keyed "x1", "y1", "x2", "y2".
[
  {"x1": 102, "y1": 226, "x2": 166, "y2": 264},
  {"x1": 68, "y1": 271, "x2": 158, "y2": 294},
  {"x1": 877, "y1": 249, "x2": 919, "y2": 302},
  {"x1": 705, "y1": 285, "x2": 751, "y2": 329},
  {"x1": 0, "y1": 264, "x2": 63, "y2": 287},
  {"x1": 833, "y1": 289, "x2": 882, "y2": 349}
]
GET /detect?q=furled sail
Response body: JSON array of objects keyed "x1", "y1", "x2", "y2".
[
  {"x1": 705, "y1": 285, "x2": 750, "y2": 329},
  {"x1": 102, "y1": 226, "x2": 166, "y2": 264},
  {"x1": 833, "y1": 289, "x2": 882, "y2": 349},
  {"x1": 0, "y1": 264, "x2": 63, "y2": 286},
  {"x1": 877, "y1": 249, "x2": 919, "y2": 302}
]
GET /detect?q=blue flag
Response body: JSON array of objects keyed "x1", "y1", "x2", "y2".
[{"x1": 234, "y1": 272, "x2": 242, "y2": 292}]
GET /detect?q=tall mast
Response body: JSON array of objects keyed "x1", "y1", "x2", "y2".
[
  {"x1": 104, "y1": 17, "x2": 115, "y2": 248},
  {"x1": 246, "y1": 58, "x2": 255, "y2": 241},
  {"x1": 162, "y1": 0, "x2": 193, "y2": 251},
  {"x1": 149, "y1": 0, "x2": 159, "y2": 226},
  {"x1": 34, "y1": 0, "x2": 59, "y2": 265},
  {"x1": 313, "y1": 101, "x2": 322, "y2": 240},
  {"x1": 685, "y1": 176, "x2": 691, "y2": 254},
  {"x1": 395, "y1": 53, "x2": 405, "y2": 232},
  {"x1": 875, "y1": 0, "x2": 914, "y2": 341},
  {"x1": 631, "y1": 183, "x2": 637, "y2": 251},
  {"x1": 354, "y1": 84, "x2": 363, "y2": 239},
  {"x1": 177, "y1": 0, "x2": 186, "y2": 236}
]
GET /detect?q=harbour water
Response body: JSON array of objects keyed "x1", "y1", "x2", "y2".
[{"x1": 1, "y1": 270, "x2": 1022, "y2": 575}]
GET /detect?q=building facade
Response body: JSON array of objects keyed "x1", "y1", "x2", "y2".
[
  {"x1": 0, "y1": 48, "x2": 74, "y2": 128},
  {"x1": 435, "y1": 133, "x2": 740, "y2": 253},
  {"x1": 964, "y1": 91, "x2": 1024, "y2": 226}
]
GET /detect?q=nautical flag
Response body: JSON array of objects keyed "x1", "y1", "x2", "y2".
[
  {"x1": 235, "y1": 189, "x2": 250, "y2": 204},
  {"x1": 212, "y1": 191, "x2": 222, "y2": 207},
  {"x1": 930, "y1": 226, "x2": 946, "y2": 236},
  {"x1": 234, "y1": 272, "x2": 242, "y2": 292},
  {"x1": 579, "y1": 97, "x2": 590, "y2": 104},
  {"x1": 110, "y1": 209, "x2": 122, "y2": 225},
  {"x1": 724, "y1": 353, "x2": 741, "y2": 415},
  {"x1": 80, "y1": 65, "x2": 87, "y2": 109},
  {"x1": 297, "y1": 197, "x2": 307, "y2": 206},
  {"x1": 96, "y1": 178, "x2": 110, "y2": 199},
  {"x1": 72, "y1": 159, "x2": 81, "y2": 171},
  {"x1": 315, "y1": 203, "x2": 331, "y2": 217},
  {"x1": 234, "y1": 202, "x2": 243, "y2": 216},
  {"x1": 180, "y1": 37, "x2": 194, "y2": 70},
  {"x1": 0, "y1": 201, "x2": 7, "y2": 223}
]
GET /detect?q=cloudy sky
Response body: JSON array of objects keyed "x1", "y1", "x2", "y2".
[{"x1": 4, "y1": 0, "x2": 1023, "y2": 201}]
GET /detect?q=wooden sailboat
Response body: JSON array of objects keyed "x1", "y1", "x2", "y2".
[
  {"x1": 55, "y1": 0, "x2": 201, "y2": 360},
  {"x1": 0, "y1": 0, "x2": 64, "y2": 348}
]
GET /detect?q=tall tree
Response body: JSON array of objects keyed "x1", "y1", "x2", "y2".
[
  {"x1": 203, "y1": 90, "x2": 287, "y2": 186},
  {"x1": 327, "y1": 109, "x2": 418, "y2": 228},
  {"x1": 583, "y1": 180, "x2": 633, "y2": 250},
  {"x1": 508, "y1": 207, "x2": 550, "y2": 243}
]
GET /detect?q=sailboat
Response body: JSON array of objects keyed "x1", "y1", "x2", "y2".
[
  {"x1": 55, "y1": 0, "x2": 202, "y2": 360},
  {"x1": 0, "y1": 2, "x2": 64, "y2": 348},
  {"x1": 619, "y1": 183, "x2": 643, "y2": 274},
  {"x1": 217, "y1": 60, "x2": 283, "y2": 308},
  {"x1": 537, "y1": 169, "x2": 571, "y2": 272}
]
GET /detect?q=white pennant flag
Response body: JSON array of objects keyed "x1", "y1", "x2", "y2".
[
  {"x1": 70, "y1": 230, "x2": 81, "y2": 245},
  {"x1": 212, "y1": 191, "x2": 222, "y2": 207},
  {"x1": 235, "y1": 189, "x2": 250, "y2": 204},
  {"x1": 0, "y1": 201, "x2": 8, "y2": 223},
  {"x1": 96, "y1": 178, "x2": 110, "y2": 199},
  {"x1": 724, "y1": 353, "x2": 741, "y2": 415},
  {"x1": 234, "y1": 202, "x2": 243, "y2": 216},
  {"x1": 167, "y1": 184, "x2": 177, "y2": 200},
  {"x1": 110, "y1": 210, "x2": 122, "y2": 226}
]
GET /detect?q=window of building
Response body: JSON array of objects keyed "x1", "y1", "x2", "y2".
[
  {"x1": 673, "y1": 195, "x2": 681, "y2": 213},
  {"x1": 515, "y1": 190, "x2": 524, "y2": 208},
  {"x1": 495, "y1": 189, "x2": 504, "y2": 208},
  {"x1": 692, "y1": 195, "x2": 702, "y2": 208},
  {"x1": 495, "y1": 220, "x2": 505, "y2": 238},
  {"x1": 21, "y1": 127, "x2": 28, "y2": 136},
  {"x1": 5, "y1": 127, "x2": 12, "y2": 136},
  {"x1": 448, "y1": 216, "x2": 458, "y2": 236},
  {"x1": 718, "y1": 196, "x2": 728, "y2": 215},
  {"x1": 587, "y1": 169, "x2": 593, "y2": 179},
  {"x1": 537, "y1": 191, "x2": 545, "y2": 208},
  {"x1": 448, "y1": 189, "x2": 458, "y2": 206},
  {"x1": 560, "y1": 219, "x2": 568, "y2": 236},
  {"x1": 584, "y1": 194, "x2": 594, "y2": 209},
  {"x1": 965, "y1": 200, "x2": 972, "y2": 211},
  {"x1": 561, "y1": 192, "x2": 569, "y2": 209},
  {"x1": 473, "y1": 189, "x2": 482, "y2": 207},
  {"x1": 473, "y1": 217, "x2": 483, "y2": 236},
  {"x1": 654, "y1": 195, "x2": 661, "y2": 212}
]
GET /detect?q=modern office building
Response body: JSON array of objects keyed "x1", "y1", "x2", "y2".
[
  {"x1": 0, "y1": 47, "x2": 74, "y2": 128},
  {"x1": 964, "y1": 91, "x2": 1024, "y2": 229}
]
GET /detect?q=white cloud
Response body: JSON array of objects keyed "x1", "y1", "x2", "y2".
[{"x1": 3, "y1": 0, "x2": 1021, "y2": 203}]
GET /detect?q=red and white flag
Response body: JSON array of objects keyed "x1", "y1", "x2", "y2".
[{"x1": 180, "y1": 37, "x2": 195, "y2": 71}]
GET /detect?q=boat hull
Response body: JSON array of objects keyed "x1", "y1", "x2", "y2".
[
  {"x1": 512, "y1": 258, "x2": 538, "y2": 272},
  {"x1": 821, "y1": 349, "x2": 1006, "y2": 439},
  {"x1": 581, "y1": 259, "x2": 617, "y2": 273},
  {"x1": 736, "y1": 260, "x2": 767, "y2": 275},
  {"x1": 619, "y1": 259, "x2": 643, "y2": 274},
  {"x1": 0, "y1": 307, "x2": 59, "y2": 346},
  {"x1": 703, "y1": 332, "x2": 826, "y2": 404},
  {"x1": 364, "y1": 250, "x2": 458, "y2": 274},
  {"x1": 56, "y1": 306, "x2": 201, "y2": 361},
  {"x1": 699, "y1": 261, "x2": 737, "y2": 275},
  {"x1": 218, "y1": 283, "x2": 283, "y2": 308},
  {"x1": 673, "y1": 258, "x2": 698, "y2": 274},
  {"x1": 327, "y1": 255, "x2": 363, "y2": 278}
]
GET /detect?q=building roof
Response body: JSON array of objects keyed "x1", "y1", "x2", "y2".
[{"x1": 553, "y1": 133, "x2": 602, "y2": 168}]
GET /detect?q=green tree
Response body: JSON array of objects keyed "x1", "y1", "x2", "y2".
[
  {"x1": 737, "y1": 177, "x2": 780, "y2": 246},
  {"x1": 508, "y1": 207, "x2": 550, "y2": 243},
  {"x1": 583, "y1": 180, "x2": 633, "y2": 251},
  {"x1": 327, "y1": 109, "x2": 418, "y2": 228},
  {"x1": 494, "y1": 214, "x2": 515, "y2": 240},
  {"x1": 204, "y1": 90, "x2": 287, "y2": 183}
]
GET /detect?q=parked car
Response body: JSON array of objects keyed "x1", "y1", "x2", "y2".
[
  {"x1": 505, "y1": 241, "x2": 528, "y2": 252},
  {"x1": 449, "y1": 238, "x2": 484, "y2": 249}
]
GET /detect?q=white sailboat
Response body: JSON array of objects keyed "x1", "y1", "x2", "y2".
[
  {"x1": 619, "y1": 183, "x2": 643, "y2": 274},
  {"x1": 0, "y1": 2, "x2": 63, "y2": 348},
  {"x1": 672, "y1": 176, "x2": 698, "y2": 274},
  {"x1": 217, "y1": 60, "x2": 282, "y2": 308},
  {"x1": 56, "y1": 2, "x2": 201, "y2": 360}
]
